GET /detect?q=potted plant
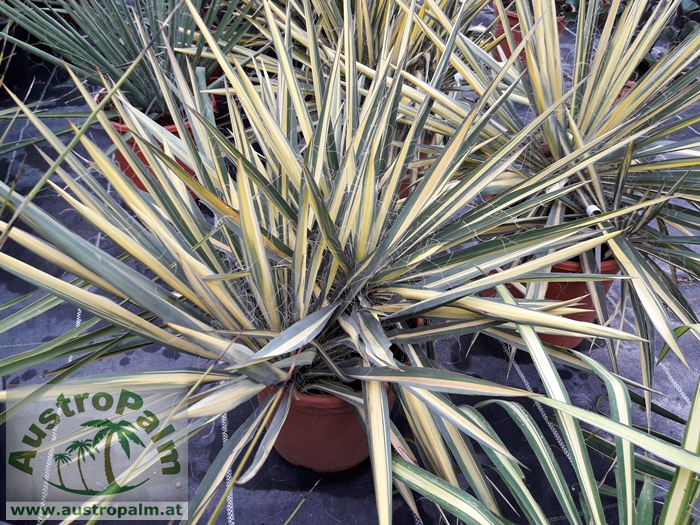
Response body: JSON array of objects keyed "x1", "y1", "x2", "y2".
[
  {"x1": 354, "y1": 9, "x2": 700, "y2": 514},
  {"x1": 0, "y1": 0, "x2": 254, "y2": 184},
  {"x1": 2, "y1": 2, "x2": 700, "y2": 524},
  {"x1": 416, "y1": 0, "x2": 700, "y2": 359},
  {"x1": 0, "y1": 0, "x2": 254, "y2": 118},
  {"x1": 601, "y1": 0, "x2": 694, "y2": 102},
  {"x1": 492, "y1": 0, "x2": 577, "y2": 60}
]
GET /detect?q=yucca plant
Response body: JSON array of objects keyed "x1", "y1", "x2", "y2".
[
  {"x1": 237, "y1": 0, "x2": 484, "y2": 77},
  {"x1": 388, "y1": 0, "x2": 700, "y2": 375},
  {"x1": 2, "y1": 0, "x2": 700, "y2": 523},
  {"x1": 0, "y1": 0, "x2": 255, "y2": 118}
]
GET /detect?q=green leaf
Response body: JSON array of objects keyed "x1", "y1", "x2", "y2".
[
  {"x1": 345, "y1": 366, "x2": 531, "y2": 398},
  {"x1": 237, "y1": 387, "x2": 293, "y2": 484},
  {"x1": 573, "y1": 352, "x2": 634, "y2": 525},
  {"x1": 406, "y1": 387, "x2": 515, "y2": 460},
  {"x1": 460, "y1": 405, "x2": 549, "y2": 524},
  {"x1": 392, "y1": 457, "x2": 502, "y2": 525},
  {"x1": 187, "y1": 404, "x2": 274, "y2": 523},
  {"x1": 236, "y1": 158, "x2": 282, "y2": 331},
  {"x1": 187, "y1": 378, "x2": 266, "y2": 418},
  {"x1": 480, "y1": 401, "x2": 581, "y2": 524},
  {"x1": 243, "y1": 304, "x2": 339, "y2": 365},
  {"x1": 495, "y1": 285, "x2": 605, "y2": 524},
  {"x1": 364, "y1": 378, "x2": 393, "y2": 525},
  {"x1": 535, "y1": 396, "x2": 700, "y2": 474},
  {"x1": 637, "y1": 475, "x2": 654, "y2": 525},
  {"x1": 681, "y1": 0, "x2": 700, "y2": 14},
  {"x1": 355, "y1": 310, "x2": 400, "y2": 369},
  {"x1": 660, "y1": 376, "x2": 700, "y2": 523}
]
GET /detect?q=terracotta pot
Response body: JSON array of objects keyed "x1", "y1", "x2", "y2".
[
  {"x1": 614, "y1": 80, "x2": 637, "y2": 104},
  {"x1": 104, "y1": 96, "x2": 217, "y2": 192},
  {"x1": 257, "y1": 383, "x2": 393, "y2": 473},
  {"x1": 492, "y1": 9, "x2": 567, "y2": 62},
  {"x1": 399, "y1": 136, "x2": 433, "y2": 199},
  {"x1": 108, "y1": 118, "x2": 190, "y2": 191},
  {"x1": 519, "y1": 258, "x2": 621, "y2": 348},
  {"x1": 482, "y1": 257, "x2": 620, "y2": 348}
]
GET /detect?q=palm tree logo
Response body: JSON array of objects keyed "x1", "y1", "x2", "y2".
[
  {"x1": 65, "y1": 439, "x2": 97, "y2": 491},
  {"x1": 52, "y1": 452, "x2": 71, "y2": 488},
  {"x1": 81, "y1": 419, "x2": 146, "y2": 487}
]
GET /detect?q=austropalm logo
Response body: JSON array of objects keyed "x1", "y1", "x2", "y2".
[{"x1": 6, "y1": 384, "x2": 188, "y2": 521}]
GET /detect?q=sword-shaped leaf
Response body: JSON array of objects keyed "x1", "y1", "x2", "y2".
[
  {"x1": 186, "y1": 398, "x2": 276, "y2": 524},
  {"x1": 345, "y1": 366, "x2": 530, "y2": 397},
  {"x1": 237, "y1": 158, "x2": 282, "y2": 331},
  {"x1": 537, "y1": 395, "x2": 700, "y2": 473},
  {"x1": 479, "y1": 400, "x2": 581, "y2": 525},
  {"x1": 244, "y1": 304, "x2": 339, "y2": 365},
  {"x1": 186, "y1": 378, "x2": 267, "y2": 418},
  {"x1": 392, "y1": 457, "x2": 503, "y2": 525},
  {"x1": 659, "y1": 377, "x2": 700, "y2": 523},
  {"x1": 406, "y1": 387, "x2": 515, "y2": 460},
  {"x1": 607, "y1": 235, "x2": 688, "y2": 366},
  {"x1": 574, "y1": 352, "x2": 635, "y2": 525},
  {"x1": 363, "y1": 375, "x2": 393, "y2": 525},
  {"x1": 354, "y1": 311, "x2": 400, "y2": 369},
  {"x1": 460, "y1": 405, "x2": 549, "y2": 524},
  {"x1": 237, "y1": 387, "x2": 293, "y2": 484},
  {"x1": 496, "y1": 285, "x2": 606, "y2": 524}
]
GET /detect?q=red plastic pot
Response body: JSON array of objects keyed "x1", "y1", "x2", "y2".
[
  {"x1": 614, "y1": 80, "x2": 637, "y2": 104},
  {"x1": 108, "y1": 118, "x2": 192, "y2": 191},
  {"x1": 493, "y1": 9, "x2": 567, "y2": 62},
  {"x1": 104, "y1": 96, "x2": 217, "y2": 192},
  {"x1": 482, "y1": 257, "x2": 620, "y2": 348},
  {"x1": 257, "y1": 384, "x2": 393, "y2": 473},
  {"x1": 516, "y1": 258, "x2": 620, "y2": 348},
  {"x1": 399, "y1": 136, "x2": 434, "y2": 199}
]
